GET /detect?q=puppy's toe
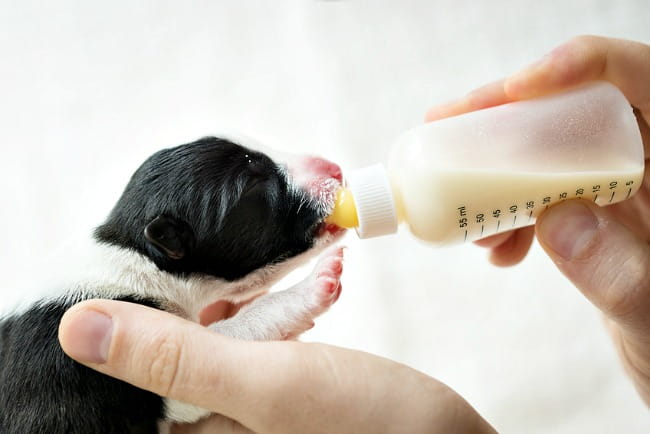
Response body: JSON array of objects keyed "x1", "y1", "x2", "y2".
[{"x1": 307, "y1": 247, "x2": 344, "y2": 313}]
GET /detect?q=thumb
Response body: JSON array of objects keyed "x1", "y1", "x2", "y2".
[
  {"x1": 57, "y1": 299, "x2": 289, "y2": 426},
  {"x1": 536, "y1": 200, "x2": 650, "y2": 340},
  {"x1": 58, "y1": 300, "x2": 495, "y2": 434}
]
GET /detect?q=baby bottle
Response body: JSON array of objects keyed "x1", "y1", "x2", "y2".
[{"x1": 327, "y1": 81, "x2": 644, "y2": 245}]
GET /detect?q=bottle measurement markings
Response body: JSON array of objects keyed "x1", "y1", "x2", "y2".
[
  {"x1": 609, "y1": 180, "x2": 618, "y2": 203},
  {"x1": 509, "y1": 204, "x2": 518, "y2": 228},
  {"x1": 457, "y1": 178, "x2": 634, "y2": 241},
  {"x1": 623, "y1": 180, "x2": 634, "y2": 200}
]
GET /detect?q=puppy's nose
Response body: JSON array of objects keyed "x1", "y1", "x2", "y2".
[{"x1": 304, "y1": 157, "x2": 343, "y2": 182}]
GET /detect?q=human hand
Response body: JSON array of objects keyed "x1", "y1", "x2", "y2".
[
  {"x1": 58, "y1": 299, "x2": 495, "y2": 433},
  {"x1": 426, "y1": 36, "x2": 650, "y2": 404}
]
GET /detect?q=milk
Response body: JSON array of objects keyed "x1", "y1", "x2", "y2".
[
  {"x1": 393, "y1": 168, "x2": 644, "y2": 245},
  {"x1": 331, "y1": 82, "x2": 645, "y2": 244}
]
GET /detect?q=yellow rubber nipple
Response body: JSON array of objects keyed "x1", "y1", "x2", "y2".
[{"x1": 326, "y1": 187, "x2": 359, "y2": 228}]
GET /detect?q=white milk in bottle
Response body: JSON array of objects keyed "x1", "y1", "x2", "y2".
[{"x1": 326, "y1": 81, "x2": 644, "y2": 245}]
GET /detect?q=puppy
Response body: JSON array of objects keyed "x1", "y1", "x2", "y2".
[{"x1": 0, "y1": 136, "x2": 346, "y2": 433}]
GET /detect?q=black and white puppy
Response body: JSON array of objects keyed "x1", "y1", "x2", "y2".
[{"x1": 0, "y1": 136, "x2": 346, "y2": 434}]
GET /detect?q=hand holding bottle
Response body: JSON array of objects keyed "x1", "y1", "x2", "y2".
[{"x1": 427, "y1": 35, "x2": 650, "y2": 405}]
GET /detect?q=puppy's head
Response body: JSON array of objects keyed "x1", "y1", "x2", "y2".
[{"x1": 95, "y1": 137, "x2": 344, "y2": 281}]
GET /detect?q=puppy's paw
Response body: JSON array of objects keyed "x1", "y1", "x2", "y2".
[
  {"x1": 278, "y1": 246, "x2": 343, "y2": 340},
  {"x1": 210, "y1": 246, "x2": 344, "y2": 342},
  {"x1": 305, "y1": 245, "x2": 344, "y2": 315},
  {"x1": 264, "y1": 246, "x2": 344, "y2": 340}
]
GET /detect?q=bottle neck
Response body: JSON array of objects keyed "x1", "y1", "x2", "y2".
[{"x1": 345, "y1": 164, "x2": 399, "y2": 239}]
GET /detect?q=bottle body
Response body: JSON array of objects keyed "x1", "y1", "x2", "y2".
[
  {"x1": 391, "y1": 167, "x2": 643, "y2": 245},
  {"x1": 327, "y1": 81, "x2": 645, "y2": 243},
  {"x1": 387, "y1": 81, "x2": 644, "y2": 245}
]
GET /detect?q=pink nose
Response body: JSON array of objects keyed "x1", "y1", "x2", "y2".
[{"x1": 304, "y1": 157, "x2": 343, "y2": 182}]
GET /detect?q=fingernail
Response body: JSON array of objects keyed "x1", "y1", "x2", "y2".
[
  {"x1": 65, "y1": 310, "x2": 113, "y2": 364},
  {"x1": 538, "y1": 201, "x2": 599, "y2": 260}
]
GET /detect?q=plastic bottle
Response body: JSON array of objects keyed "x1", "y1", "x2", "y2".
[{"x1": 326, "y1": 81, "x2": 644, "y2": 245}]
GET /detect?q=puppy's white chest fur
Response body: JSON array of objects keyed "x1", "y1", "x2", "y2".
[
  {"x1": 162, "y1": 244, "x2": 345, "y2": 424},
  {"x1": 0, "y1": 137, "x2": 347, "y2": 433},
  {"x1": 23, "y1": 238, "x2": 292, "y2": 321}
]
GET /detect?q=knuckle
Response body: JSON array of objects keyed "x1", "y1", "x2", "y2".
[
  {"x1": 563, "y1": 35, "x2": 606, "y2": 66},
  {"x1": 600, "y1": 253, "x2": 650, "y2": 320},
  {"x1": 145, "y1": 333, "x2": 184, "y2": 397}
]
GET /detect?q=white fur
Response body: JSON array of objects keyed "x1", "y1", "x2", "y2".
[
  {"x1": 2, "y1": 225, "x2": 342, "y2": 426},
  {"x1": 5, "y1": 225, "x2": 340, "y2": 319},
  {"x1": 163, "y1": 400, "x2": 211, "y2": 425},
  {"x1": 0, "y1": 142, "x2": 344, "y2": 429},
  {"x1": 163, "y1": 244, "x2": 344, "y2": 424}
]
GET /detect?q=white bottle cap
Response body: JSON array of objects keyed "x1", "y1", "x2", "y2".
[{"x1": 345, "y1": 164, "x2": 399, "y2": 238}]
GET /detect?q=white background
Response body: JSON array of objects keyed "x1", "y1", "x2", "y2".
[{"x1": 1, "y1": 1, "x2": 649, "y2": 432}]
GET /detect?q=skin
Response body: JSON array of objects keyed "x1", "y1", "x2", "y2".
[
  {"x1": 57, "y1": 35, "x2": 650, "y2": 432},
  {"x1": 58, "y1": 301, "x2": 494, "y2": 433},
  {"x1": 426, "y1": 35, "x2": 650, "y2": 405}
]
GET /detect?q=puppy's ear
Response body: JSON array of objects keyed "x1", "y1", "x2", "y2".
[{"x1": 144, "y1": 215, "x2": 195, "y2": 260}]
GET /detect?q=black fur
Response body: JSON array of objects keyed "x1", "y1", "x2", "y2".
[
  {"x1": 0, "y1": 296, "x2": 163, "y2": 434},
  {"x1": 0, "y1": 137, "x2": 327, "y2": 433},
  {"x1": 95, "y1": 137, "x2": 324, "y2": 280}
]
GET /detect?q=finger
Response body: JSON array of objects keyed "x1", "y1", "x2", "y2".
[
  {"x1": 474, "y1": 231, "x2": 515, "y2": 249},
  {"x1": 505, "y1": 36, "x2": 650, "y2": 118},
  {"x1": 59, "y1": 300, "x2": 495, "y2": 434},
  {"x1": 635, "y1": 108, "x2": 650, "y2": 157},
  {"x1": 58, "y1": 300, "x2": 282, "y2": 427},
  {"x1": 536, "y1": 200, "x2": 650, "y2": 344},
  {"x1": 425, "y1": 79, "x2": 513, "y2": 122},
  {"x1": 488, "y1": 226, "x2": 535, "y2": 267},
  {"x1": 474, "y1": 229, "x2": 535, "y2": 266}
]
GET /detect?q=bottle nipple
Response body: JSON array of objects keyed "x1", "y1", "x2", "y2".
[
  {"x1": 325, "y1": 164, "x2": 399, "y2": 238},
  {"x1": 326, "y1": 187, "x2": 359, "y2": 228}
]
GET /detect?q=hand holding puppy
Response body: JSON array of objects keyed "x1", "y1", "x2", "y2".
[{"x1": 58, "y1": 300, "x2": 494, "y2": 434}]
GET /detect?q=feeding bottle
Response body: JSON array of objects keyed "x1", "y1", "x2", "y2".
[{"x1": 326, "y1": 81, "x2": 644, "y2": 245}]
